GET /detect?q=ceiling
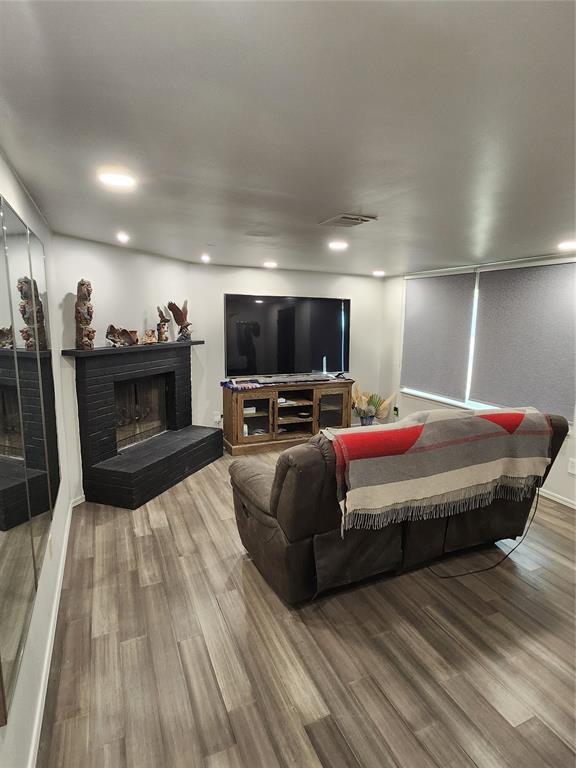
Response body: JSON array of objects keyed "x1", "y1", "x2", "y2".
[{"x1": 0, "y1": 1, "x2": 574, "y2": 277}]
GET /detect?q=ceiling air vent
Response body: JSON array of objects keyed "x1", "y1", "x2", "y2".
[{"x1": 319, "y1": 213, "x2": 378, "y2": 228}]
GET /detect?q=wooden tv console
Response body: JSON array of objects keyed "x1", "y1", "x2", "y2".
[{"x1": 223, "y1": 379, "x2": 353, "y2": 455}]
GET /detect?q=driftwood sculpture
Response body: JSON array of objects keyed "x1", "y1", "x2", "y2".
[
  {"x1": 142, "y1": 329, "x2": 157, "y2": 344},
  {"x1": 156, "y1": 307, "x2": 171, "y2": 343},
  {"x1": 17, "y1": 277, "x2": 47, "y2": 350},
  {"x1": 106, "y1": 324, "x2": 139, "y2": 347},
  {"x1": 167, "y1": 300, "x2": 191, "y2": 342},
  {"x1": 75, "y1": 279, "x2": 95, "y2": 350},
  {"x1": 0, "y1": 326, "x2": 13, "y2": 349}
]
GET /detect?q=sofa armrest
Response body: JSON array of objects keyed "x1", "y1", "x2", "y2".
[{"x1": 229, "y1": 459, "x2": 275, "y2": 517}]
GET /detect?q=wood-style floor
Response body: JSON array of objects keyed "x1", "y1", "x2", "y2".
[{"x1": 37, "y1": 451, "x2": 575, "y2": 768}]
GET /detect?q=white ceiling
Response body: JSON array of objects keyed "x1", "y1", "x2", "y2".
[{"x1": 0, "y1": 1, "x2": 574, "y2": 276}]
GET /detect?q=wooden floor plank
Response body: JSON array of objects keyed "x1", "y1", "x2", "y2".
[
  {"x1": 142, "y1": 582, "x2": 204, "y2": 768},
  {"x1": 47, "y1": 715, "x2": 89, "y2": 768},
  {"x1": 305, "y1": 715, "x2": 363, "y2": 768},
  {"x1": 349, "y1": 676, "x2": 438, "y2": 768},
  {"x1": 178, "y1": 634, "x2": 235, "y2": 757},
  {"x1": 37, "y1": 454, "x2": 576, "y2": 768},
  {"x1": 516, "y1": 716, "x2": 576, "y2": 768},
  {"x1": 90, "y1": 738, "x2": 126, "y2": 768},
  {"x1": 205, "y1": 745, "x2": 244, "y2": 768},
  {"x1": 181, "y1": 556, "x2": 254, "y2": 712},
  {"x1": 218, "y1": 588, "x2": 324, "y2": 768},
  {"x1": 229, "y1": 702, "x2": 282, "y2": 768},
  {"x1": 440, "y1": 672, "x2": 555, "y2": 768},
  {"x1": 119, "y1": 636, "x2": 164, "y2": 768},
  {"x1": 89, "y1": 632, "x2": 123, "y2": 747},
  {"x1": 53, "y1": 617, "x2": 91, "y2": 722}
]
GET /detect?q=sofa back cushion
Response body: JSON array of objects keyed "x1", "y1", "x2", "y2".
[{"x1": 271, "y1": 440, "x2": 340, "y2": 541}]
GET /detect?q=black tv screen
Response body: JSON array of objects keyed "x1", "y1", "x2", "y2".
[{"x1": 225, "y1": 294, "x2": 350, "y2": 377}]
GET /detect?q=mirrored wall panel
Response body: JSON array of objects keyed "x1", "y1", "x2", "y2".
[{"x1": 0, "y1": 197, "x2": 60, "y2": 724}]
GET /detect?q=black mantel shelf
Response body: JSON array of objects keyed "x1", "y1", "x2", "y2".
[
  {"x1": 0, "y1": 348, "x2": 53, "y2": 359},
  {"x1": 62, "y1": 340, "x2": 205, "y2": 358}
]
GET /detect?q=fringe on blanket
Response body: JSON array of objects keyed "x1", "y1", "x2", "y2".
[{"x1": 341, "y1": 474, "x2": 542, "y2": 534}]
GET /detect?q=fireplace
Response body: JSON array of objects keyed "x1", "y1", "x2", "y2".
[
  {"x1": 63, "y1": 341, "x2": 223, "y2": 509},
  {"x1": 0, "y1": 384, "x2": 22, "y2": 458},
  {"x1": 115, "y1": 374, "x2": 167, "y2": 449}
]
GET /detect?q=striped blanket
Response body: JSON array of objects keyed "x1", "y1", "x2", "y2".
[{"x1": 322, "y1": 408, "x2": 552, "y2": 534}]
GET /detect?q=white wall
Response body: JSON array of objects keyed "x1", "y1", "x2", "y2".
[
  {"x1": 52, "y1": 235, "x2": 386, "y2": 500},
  {"x1": 0, "y1": 155, "x2": 74, "y2": 767}
]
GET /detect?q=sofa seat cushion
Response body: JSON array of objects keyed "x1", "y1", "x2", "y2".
[{"x1": 229, "y1": 458, "x2": 275, "y2": 517}]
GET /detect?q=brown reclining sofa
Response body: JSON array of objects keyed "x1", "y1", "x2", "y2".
[{"x1": 229, "y1": 415, "x2": 568, "y2": 603}]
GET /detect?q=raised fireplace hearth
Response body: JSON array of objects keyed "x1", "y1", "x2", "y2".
[{"x1": 63, "y1": 341, "x2": 223, "y2": 508}]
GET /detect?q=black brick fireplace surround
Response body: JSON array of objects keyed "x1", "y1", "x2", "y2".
[
  {"x1": 0, "y1": 350, "x2": 60, "y2": 530},
  {"x1": 63, "y1": 341, "x2": 222, "y2": 509}
]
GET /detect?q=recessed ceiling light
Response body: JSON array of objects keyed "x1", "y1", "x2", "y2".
[
  {"x1": 263, "y1": 261, "x2": 277, "y2": 269},
  {"x1": 98, "y1": 168, "x2": 137, "y2": 190},
  {"x1": 201, "y1": 253, "x2": 211, "y2": 263},
  {"x1": 116, "y1": 231, "x2": 130, "y2": 244},
  {"x1": 328, "y1": 240, "x2": 349, "y2": 252},
  {"x1": 372, "y1": 270, "x2": 386, "y2": 277},
  {"x1": 255, "y1": 299, "x2": 264, "y2": 304},
  {"x1": 558, "y1": 240, "x2": 576, "y2": 252}
]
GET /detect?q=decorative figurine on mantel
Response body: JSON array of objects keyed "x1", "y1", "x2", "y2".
[
  {"x1": 142, "y1": 329, "x2": 157, "y2": 344},
  {"x1": 75, "y1": 279, "x2": 95, "y2": 350},
  {"x1": 106, "y1": 324, "x2": 139, "y2": 347},
  {"x1": 156, "y1": 307, "x2": 171, "y2": 342},
  {"x1": 0, "y1": 326, "x2": 13, "y2": 349},
  {"x1": 167, "y1": 300, "x2": 191, "y2": 342},
  {"x1": 17, "y1": 276, "x2": 47, "y2": 350}
]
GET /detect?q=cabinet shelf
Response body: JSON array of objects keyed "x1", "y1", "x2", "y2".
[
  {"x1": 243, "y1": 410, "x2": 269, "y2": 418},
  {"x1": 278, "y1": 399, "x2": 313, "y2": 408},
  {"x1": 276, "y1": 430, "x2": 313, "y2": 441},
  {"x1": 277, "y1": 416, "x2": 313, "y2": 425}
]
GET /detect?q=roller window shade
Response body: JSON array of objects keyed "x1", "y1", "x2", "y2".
[
  {"x1": 401, "y1": 273, "x2": 476, "y2": 402},
  {"x1": 470, "y1": 263, "x2": 576, "y2": 421}
]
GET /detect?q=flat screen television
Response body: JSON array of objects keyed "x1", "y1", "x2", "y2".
[{"x1": 225, "y1": 294, "x2": 350, "y2": 377}]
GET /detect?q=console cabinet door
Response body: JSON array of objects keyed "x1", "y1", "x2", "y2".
[
  {"x1": 237, "y1": 391, "x2": 275, "y2": 443},
  {"x1": 317, "y1": 387, "x2": 350, "y2": 429}
]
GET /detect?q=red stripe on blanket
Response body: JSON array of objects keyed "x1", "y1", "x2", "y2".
[
  {"x1": 479, "y1": 412, "x2": 525, "y2": 434},
  {"x1": 337, "y1": 425, "x2": 424, "y2": 460}
]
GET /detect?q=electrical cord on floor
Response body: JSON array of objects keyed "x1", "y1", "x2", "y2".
[{"x1": 427, "y1": 487, "x2": 541, "y2": 579}]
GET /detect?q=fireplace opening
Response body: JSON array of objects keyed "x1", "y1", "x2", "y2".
[
  {"x1": 115, "y1": 374, "x2": 167, "y2": 450},
  {"x1": 0, "y1": 384, "x2": 23, "y2": 458}
]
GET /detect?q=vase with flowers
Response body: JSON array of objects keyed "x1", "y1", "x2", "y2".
[{"x1": 352, "y1": 383, "x2": 394, "y2": 426}]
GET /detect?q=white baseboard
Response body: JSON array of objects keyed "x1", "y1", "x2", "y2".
[
  {"x1": 70, "y1": 494, "x2": 85, "y2": 508},
  {"x1": 28, "y1": 498, "x2": 74, "y2": 767},
  {"x1": 540, "y1": 488, "x2": 575, "y2": 509}
]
